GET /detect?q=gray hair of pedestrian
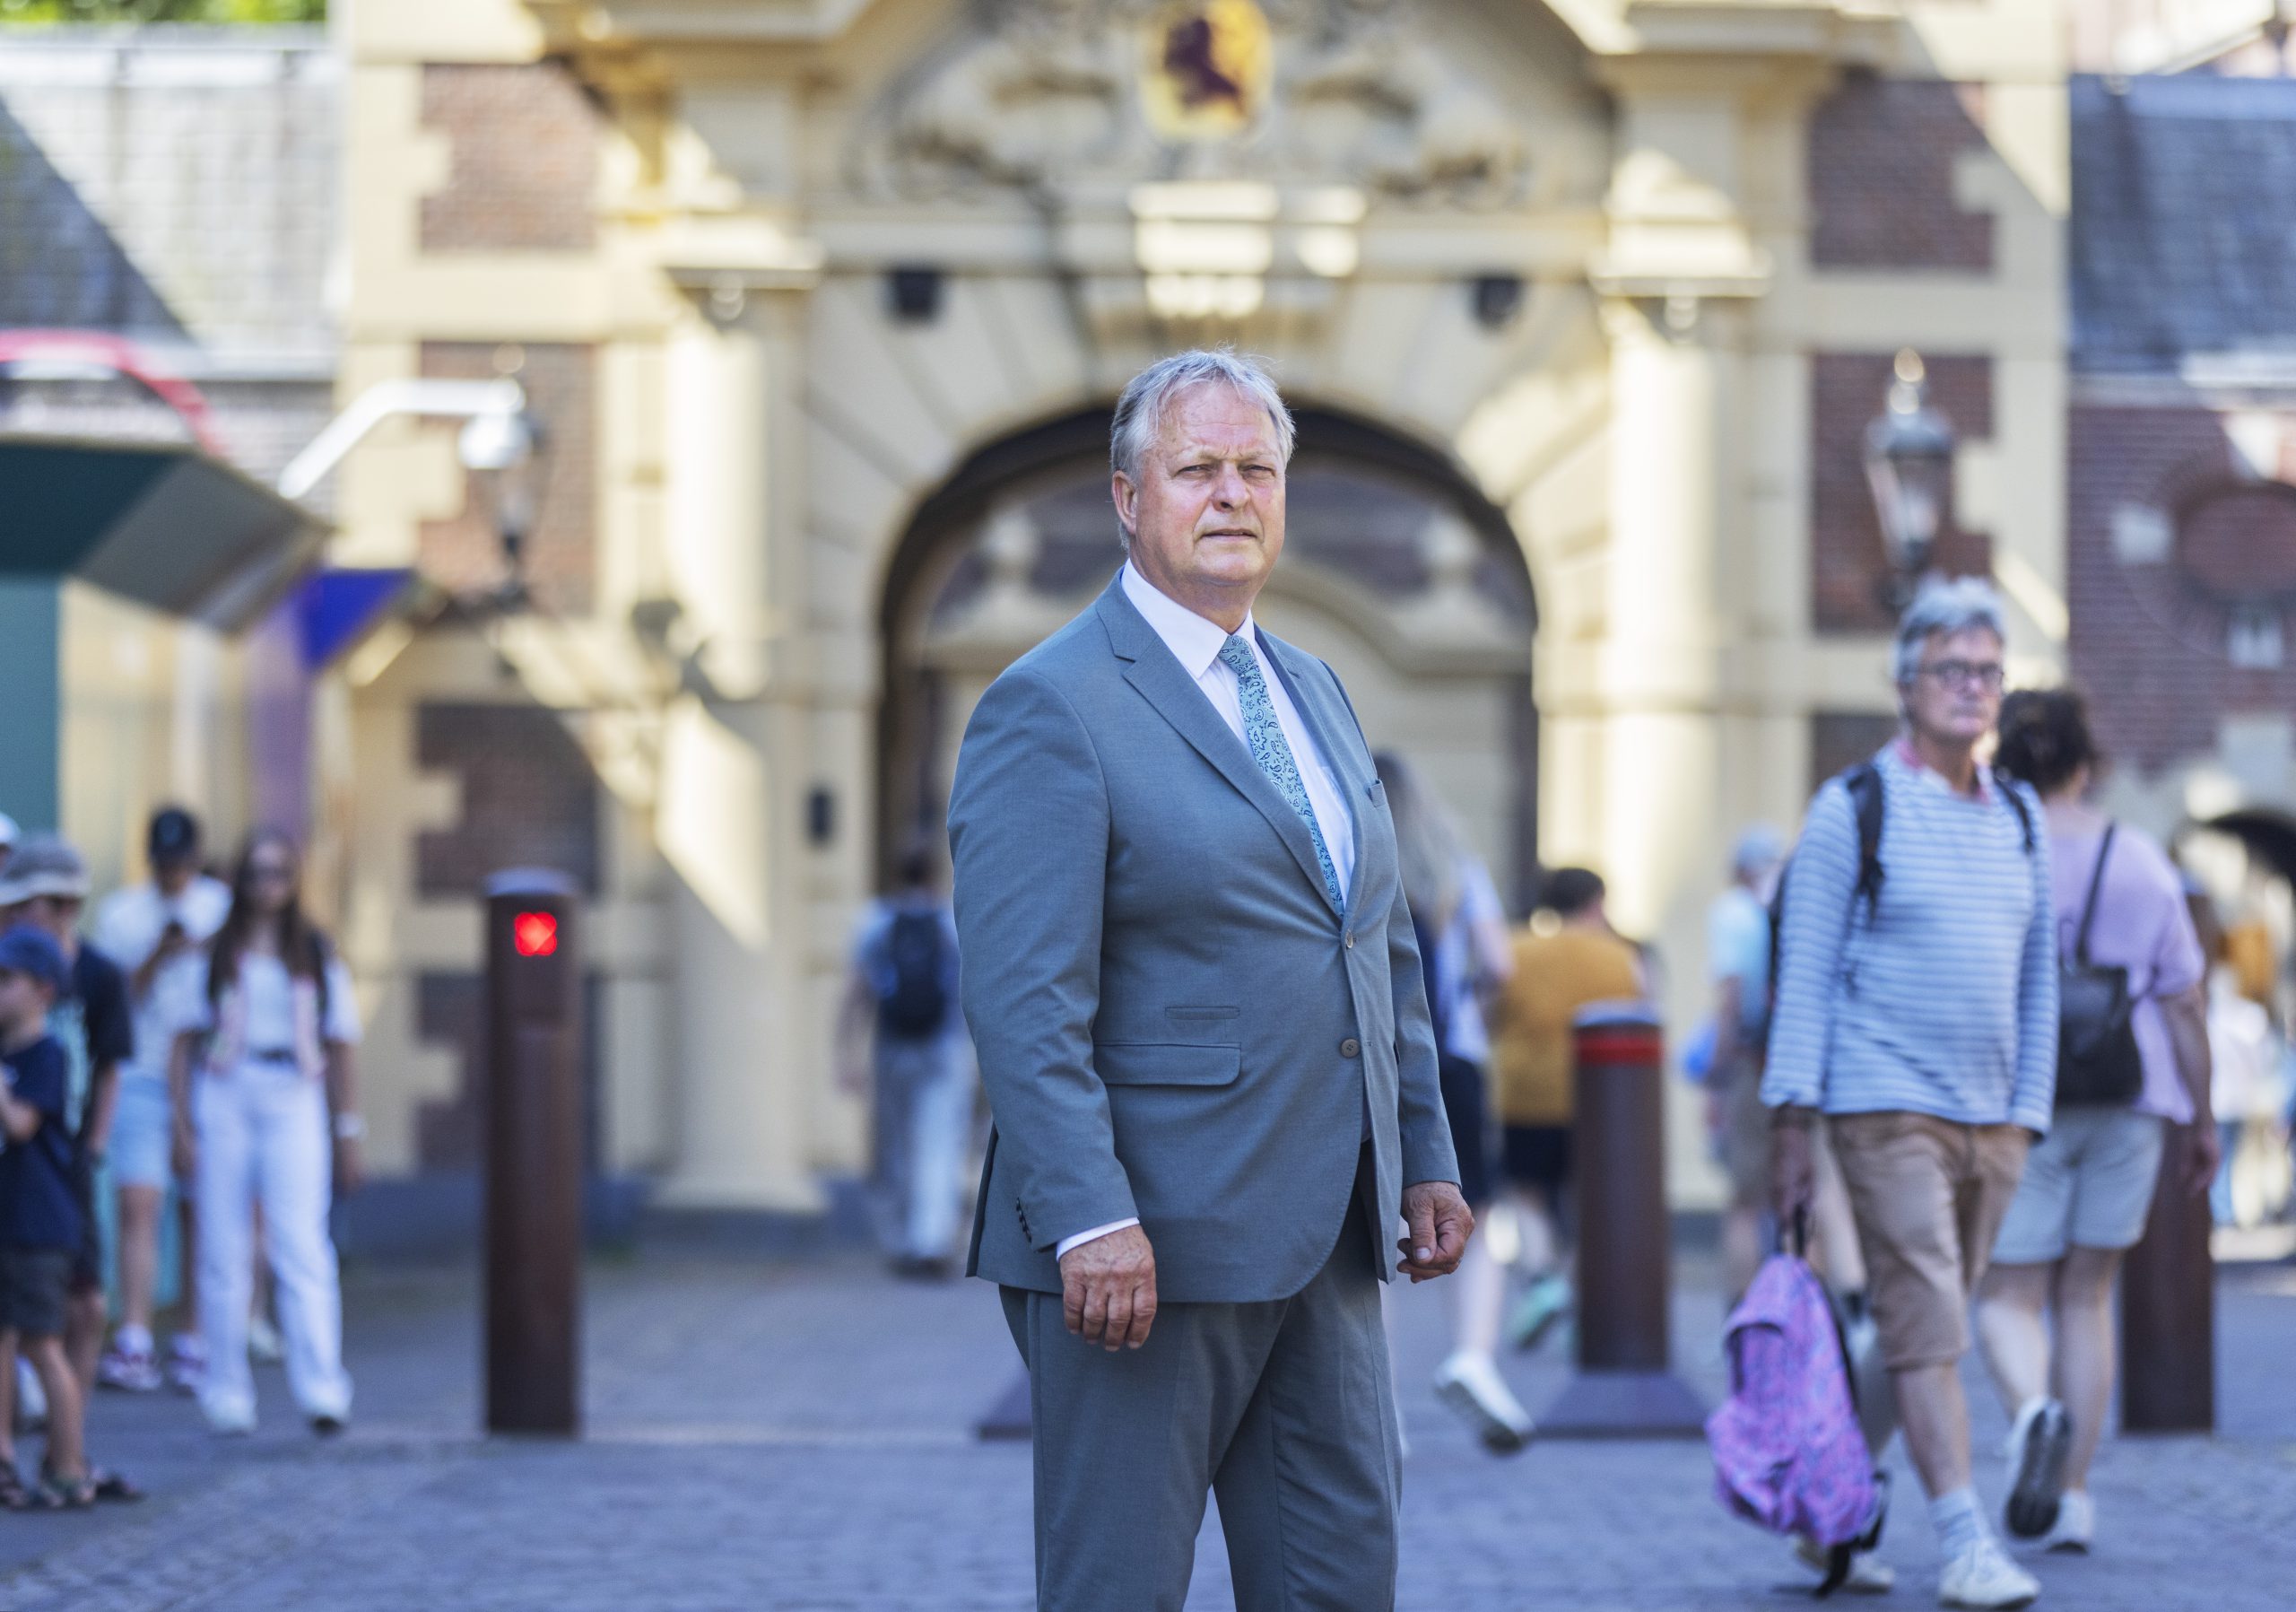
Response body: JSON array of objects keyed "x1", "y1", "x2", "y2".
[
  {"x1": 1372, "y1": 750, "x2": 1466, "y2": 934},
  {"x1": 1892, "y1": 575, "x2": 2007, "y2": 685},
  {"x1": 1109, "y1": 349, "x2": 1296, "y2": 546}
]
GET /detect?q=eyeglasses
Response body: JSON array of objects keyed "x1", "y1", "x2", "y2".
[{"x1": 1913, "y1": 659, "x2": 2005, "y2": 693}]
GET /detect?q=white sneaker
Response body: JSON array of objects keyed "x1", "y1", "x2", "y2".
[
  {"x1": 1938, "y1": 1538, "x2": 2039, "y2": 1608},
  {"x1": 2040, "y1": 1491, "x2": 2092, "y2": 1555},
  {"x1": 1431, "y1": 1351, "x2": 1535, "y2": 1454},
  {"x1": 1793, "y1": 1536, "x2": 1897, "y2": 1593},
  {"x1": 203, "y1": 1399, "x2": 257, "y2": 1437}
]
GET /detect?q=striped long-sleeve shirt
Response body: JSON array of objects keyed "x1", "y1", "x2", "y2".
[{"x1": 1761, "y1": 742, "x2": 2058, "y2": 1134}]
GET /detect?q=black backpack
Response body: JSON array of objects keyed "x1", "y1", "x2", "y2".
[
  {"x1": 877, "y1": 909, "x2": 949, "y2": 1040},
  {"x1": 1760, "y1": 762, "x2": 2035, "y2": 1051},
  {"x1": 2054, "y1": 824, "x2": 2144, "y2": 1108}
]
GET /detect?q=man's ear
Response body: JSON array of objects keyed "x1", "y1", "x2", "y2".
[{"x1": 1110, "y1": 471, "x2": 1138, "y2": 539}]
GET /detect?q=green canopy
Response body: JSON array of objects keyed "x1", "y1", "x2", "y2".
[{"x1": 0, "y1": 432, "x2": 326, "y2": 629}]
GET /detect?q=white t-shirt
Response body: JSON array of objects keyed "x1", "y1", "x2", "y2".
[
  {"x1": 170, "y1": 952, "x2": 362, "y2": 1053},
  {"x1": 93, "y1": 876, "x2": 232, "y2": 1085}
]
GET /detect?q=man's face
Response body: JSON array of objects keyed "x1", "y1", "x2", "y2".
[
  {"x1": 154, "y1": 853, "x2": 198, "y2": 897},
  {"x1": 1900, "y1": 625, "x2": 2006, "y2": 748},
  {"x1": 1112, "y1": 382, "x2": 1286, "y2": 616}
]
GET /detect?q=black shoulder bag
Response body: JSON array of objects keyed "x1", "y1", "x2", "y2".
[{"x1": 2056, "y1": 824, "x2": 2144, "y2": 1109}]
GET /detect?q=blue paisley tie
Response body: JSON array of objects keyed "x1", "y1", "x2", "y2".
[{"x1": 1218, "y1": 634, "x2": 1343, "y2": 910}]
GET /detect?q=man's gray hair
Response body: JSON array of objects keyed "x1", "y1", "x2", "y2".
[
  {"x1": 1892, "y1": 575, "x2": 2007, "y2": 684},
  {"x1": 1109, "y1": 348, "x2": 1296, "y2": 487}
]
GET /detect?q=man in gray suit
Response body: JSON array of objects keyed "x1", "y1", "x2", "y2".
[{"x1": 950, "y1": 349, "x2": 1473, "y2": 1609}]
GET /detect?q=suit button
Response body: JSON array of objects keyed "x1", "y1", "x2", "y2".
[
  {"x1": 1339, "y1": 1037, "x2": 1361, "y2": 1058},
  {"x1": 1344, "y1": 930, "x2": 1355, "y2": 950}
]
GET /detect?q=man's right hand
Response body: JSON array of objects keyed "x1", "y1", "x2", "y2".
[
  {"x1": 1058, "y1": 1223, "x2": 1158, "y2": 1352},
  {"x1": 1770, "y1": 1111, "x2": 1816, "y2": 1232}
]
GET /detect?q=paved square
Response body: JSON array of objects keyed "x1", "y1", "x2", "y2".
[{"x1": 3, "y1": 1249, "x2": 2292, "y2": 1608}]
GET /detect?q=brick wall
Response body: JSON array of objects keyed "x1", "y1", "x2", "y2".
[
  {"x1": 2066, "y1": 402, "x2": 2296, "y2": 773},
  {"x1": 1808, "y1": 75, "x2": 1995, "y2": 273},
  {"x1": 418, "y1": 341, "x2": 596, "y2": 614},
  {"x1": 413, "y1": 701, "x2": 602, "y2": 899},
  {"x1": 408, "y1": 700, "x2": 603, "y2": 1170},
  {"x1": 418, "y1": 62, "x2": 598, "y2": 254},
  {"x1": 1810, "y1": 353, "x2": 1995, "y2": 633}
]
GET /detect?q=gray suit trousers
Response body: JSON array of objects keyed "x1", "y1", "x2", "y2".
[{"x1": 999, "y1": 1155, "x2": 1401, "y2": 1612}]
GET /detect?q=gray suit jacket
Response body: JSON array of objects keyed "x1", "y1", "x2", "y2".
[{"x1": 951, "y1": 571, "x2": 1458, "y2": 1303}]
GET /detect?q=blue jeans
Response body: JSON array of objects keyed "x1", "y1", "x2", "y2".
[{"x1": 872, "y1": 1033, "x2": 975, "y2": 1260}]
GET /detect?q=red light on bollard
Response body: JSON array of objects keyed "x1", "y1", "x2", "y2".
[{"x1": 514, "y1": 912, "x2": 558, "y2": 957}]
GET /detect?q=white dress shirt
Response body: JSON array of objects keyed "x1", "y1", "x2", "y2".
[{"x1": 1057, "y1": 563, "x2": 1360, "y2": 1260}]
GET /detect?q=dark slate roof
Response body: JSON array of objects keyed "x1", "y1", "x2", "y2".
[{"x1": 2072, "y1": 73, "x2": 2296, "y2": 372}]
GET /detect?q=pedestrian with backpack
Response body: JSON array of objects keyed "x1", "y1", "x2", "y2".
[
  {"x1": 1765, "y1": 579, "x2": 2057, "y2": 1609},
  {"x1": 1973, "y1": 689, "x2": 2214, "y2": 1555},
  {"x1": 839, "y1": 847, "x2": 973, "y2": 1277}
]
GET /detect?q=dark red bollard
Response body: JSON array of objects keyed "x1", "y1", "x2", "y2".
[
  {"x1": 2120, "y1": 1138, "x2": 2214, "y2": 1433},
  {"x1": 1539, "y1": 1001, "x2": 1706, "y2": 1438},
  {"x1": 483, "y1": 869, "x2": 584, "y2": 1435}
]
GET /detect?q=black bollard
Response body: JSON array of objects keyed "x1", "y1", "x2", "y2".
[
  {"x1": 1539, "y1": 1001, "x2": 1706, "y2": 1438},
  {"x1": 483, "y1": 869, "x2": 584, "y2": 1436},
  {"x1": 2120, "y1": 1137, "x2": 2214, "y2": 1433}
]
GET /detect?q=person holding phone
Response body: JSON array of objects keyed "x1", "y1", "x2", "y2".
[{"x1": 93, "y1": 808, "x2": 230, "y2": 1395}]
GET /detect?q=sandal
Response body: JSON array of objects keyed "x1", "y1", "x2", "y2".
[
  {"x1": 90, "y1": 1467, "x2": 144, "y2": 1503},
  {"x1": 31, "y1": 1468, "x2": 95, "y2": 1510},
  {"x1": 0, "y1": 1467, "x2": 30, "y2": 1512}
]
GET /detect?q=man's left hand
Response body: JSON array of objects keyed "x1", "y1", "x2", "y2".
[{"x1": 1397, "y1": 1181, "x2": 1473, "y2": 1283}]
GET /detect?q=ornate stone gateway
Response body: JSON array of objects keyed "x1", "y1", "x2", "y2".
[{"x1": 339, "y1": 1, "x2": 2066, "y2": 1216}]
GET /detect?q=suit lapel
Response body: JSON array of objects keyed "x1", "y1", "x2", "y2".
[
  {"x1": 1095, "y1": 577, "x2": 1342, "y2": 913},
  {"x1": 1258, "y1": 629, "x2": 1370, "y2": 913}
]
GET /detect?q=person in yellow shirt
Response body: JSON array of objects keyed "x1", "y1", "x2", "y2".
[{"x1": 1488, "y1": 867, "x2": 1644, "y2": 1346}]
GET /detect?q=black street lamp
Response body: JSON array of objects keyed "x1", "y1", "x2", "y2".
[
  {"x1": 1863, "y1": 348, "x2": 1954, "y2": 613},
  {"x1": 457, "y1": 406, "x2": 547, "y2": 612}
]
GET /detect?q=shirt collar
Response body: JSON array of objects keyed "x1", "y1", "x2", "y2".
[
  {"x1": 1889, "y1": 735, "x2": 1996, "y2": 804},
  {"x1": 1121, "y1": 562, "x2": 1256, "y2": 681}
]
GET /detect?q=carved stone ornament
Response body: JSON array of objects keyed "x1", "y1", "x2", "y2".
[{"x1": 858, "y1": 0, "x2": 1527, "y2": 206}]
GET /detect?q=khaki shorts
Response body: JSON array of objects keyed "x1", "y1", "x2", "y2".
[{"x1": 1830, "y1": 1111, "x2": 2030, "y2": 1372}]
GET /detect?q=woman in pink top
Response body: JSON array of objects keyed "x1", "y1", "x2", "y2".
[{"x1": 1974, "y1": 689, "x2": 2217, "y2": 1556}]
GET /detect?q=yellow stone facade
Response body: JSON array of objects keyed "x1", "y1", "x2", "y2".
[{"x1": 331, "y1": 0, "x2": 2072, "y2": 1208}]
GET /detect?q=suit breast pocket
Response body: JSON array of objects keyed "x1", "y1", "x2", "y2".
[{"x1": 1095, "y1": 1042, "x2": 1243, "y2": 1087}]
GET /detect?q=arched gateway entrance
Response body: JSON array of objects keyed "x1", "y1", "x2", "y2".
[
  {"x1": 874, "y1": 403, "x2": 1540, "y2": 907},
  {"x1": 330, "y1": 0, "x2": 2074, "y2": 1217}
]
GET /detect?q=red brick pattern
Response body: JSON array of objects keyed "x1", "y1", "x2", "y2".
[
  {"x1": 1810, "y1": 352, "x2": 1995, "y2": 634},
  {"x1": 413, "y1": 700, "x2": 602, "y2": 900},
  {"x1": 418, "y1": 62, "x2": 598, "y2": 254},
  {"x1": 417, "y1": 341, "x2": 595, "y2": 614},
  {"x1": 1808, "y1": 75, "x2": 1995, "y2": 273},
  {"x1": 2066, "y1": 403, "x2": 2296, "y2": 773}
]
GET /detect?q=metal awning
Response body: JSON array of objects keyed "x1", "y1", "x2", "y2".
[{"x1": 0, "y1": 432, "x2": 327, "y2": 630}]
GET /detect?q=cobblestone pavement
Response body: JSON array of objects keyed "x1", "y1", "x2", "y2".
[{"x1": 2, "y1": 1246, "x2": 2292, "y2": 1609}]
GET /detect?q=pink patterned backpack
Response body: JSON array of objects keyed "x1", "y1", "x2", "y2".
[{"x1": 1707, "y1": 1250, "x2": 1888, "y2": 1596}]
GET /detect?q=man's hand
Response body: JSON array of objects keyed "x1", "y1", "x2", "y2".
[
  {"x1": 1058, "y1": 1224, "x2": 1158, "y2": 1351},
  {"x1": 1397, "y1": 1181, "x2": 1473, "y2": 1283},
  {"x1": 1770, "y1": 1111, "x2": 1815, "y2": 1231},
  {"x1": 2179, "y1": 1119, "x2": 2222, "y2": 1198}
]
